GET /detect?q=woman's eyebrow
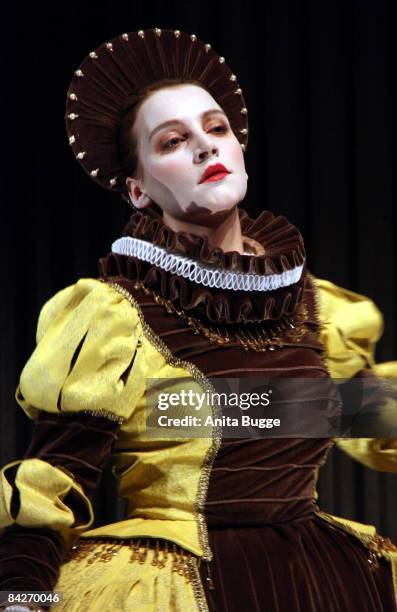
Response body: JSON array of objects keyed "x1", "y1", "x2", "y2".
[{"x1": 149, "y1": 109, "x2": 227, "y2": 141}]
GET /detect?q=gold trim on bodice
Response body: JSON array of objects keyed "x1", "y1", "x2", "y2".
[
  {"x1": 104, "y1": 280, "x2": 222, "y2": 562},
  {"x1": 130, "y1": 280, "x2": 309, "y2": 352}
]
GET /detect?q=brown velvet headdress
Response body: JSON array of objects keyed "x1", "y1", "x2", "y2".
[{"x1": 65, "y1": 28, "x2": 249, "y2": 194}]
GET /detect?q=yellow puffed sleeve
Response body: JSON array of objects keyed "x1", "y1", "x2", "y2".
[
  {"x1": 15, "y1": 278, "x2": 143, "y2": 422},
  {"x1": 311, "y1": 275, "x2": 386, "y2": 378},
  {"x1": 311, "y1": 274, "x2": 397, "y2": 472},
  {"x1": 0, "y1": 278, "x2": 144, "y2": 545},
  {"x1": 0, "y1": 458, "x2": 94, "y2": 546}
]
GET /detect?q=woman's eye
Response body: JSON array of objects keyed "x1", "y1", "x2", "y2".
[
  {"x1": 161, "y1": 125, "x2": 228, "y2": 150},
  {"x1": 162, "y1": 137, "x2": 183, "y2": 150},
  {"x1": 211, "y1": 124, "x2": 228, "y2": 133}
]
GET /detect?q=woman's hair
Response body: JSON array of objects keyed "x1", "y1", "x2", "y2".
[{"x1": 117, "y1": 78, "x2": 213, "y2": 208}]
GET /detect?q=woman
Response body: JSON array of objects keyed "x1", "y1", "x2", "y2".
[{"x1": 0, "y1": 28, "x2": 396, "y2": 612}]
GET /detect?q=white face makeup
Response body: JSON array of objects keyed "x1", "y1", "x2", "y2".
[{"x1": 126, "y1": 84, "x2": 248, "y2": 225}]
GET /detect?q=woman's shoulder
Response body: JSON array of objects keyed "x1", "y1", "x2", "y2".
[
  {"x1": 18, "y1": 278, "x2": 144, "y2": 422},
  {"x1": 36, "y1": 277, "x2": 140, "y2": 342}
]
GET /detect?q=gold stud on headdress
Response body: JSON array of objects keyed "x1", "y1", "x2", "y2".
[{"x1": 66, "y1": 28, "x2": 249, "y2": 193}]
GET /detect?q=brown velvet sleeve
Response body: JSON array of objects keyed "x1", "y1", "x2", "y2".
[{"x1": 0, "y1": 411, "x2": 121, "y2": 597}]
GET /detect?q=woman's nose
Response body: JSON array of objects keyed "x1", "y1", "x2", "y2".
[
  {"x1": 194, "y1": 145, "x2": 219, "y2": 163},
  {"x1": 194, "y1": 139, "x2": 219, "y2": 163}
]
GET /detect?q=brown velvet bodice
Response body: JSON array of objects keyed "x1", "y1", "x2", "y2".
[
  {"x1": 0, "y1": 206, "x2": 335, "y2": 598},
  {"x1": 205, "y1": 438, "x2": 332, "y2": 526},
  {"x1": 99, "y1": 204, "x2": 339, "y2": 528},
  {"x1": 97, "y1": 269, "x2": 337, "y2": 525}
]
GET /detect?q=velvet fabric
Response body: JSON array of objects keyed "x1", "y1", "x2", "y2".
[
  {"x1": 1, "y1": 207, "x2": 396, "y2": 611},
  {"x1": 0, "y1": 413, "x2": 120, "y2": 599},
  {"x1": 199, "y1": 519, "x2": 396, "y2": 611},
  {"x1": 198, "y1": 438, "x2": 396, "y2": 611},
  {"x1": 0, "y1": 526, "x2": 65, "y2": 596},
  {"x1": 64, "y1": 28, "x2": 249, "y2": 194},
  {"x1": 106, "y1": 271, "x2": 329, "y2": 377},
  {"x1": 22, "y1": 412, "x2": 120, "y2": 500},
  {"x1": 99, "y1": 270, "x2": 396, "y2": 609},
  {"x1": 120, "y1": 207, "x2": 305, "y2": 275},
  {"x1": 100, "y1": 207, "x2": 306, "y2": 323}
]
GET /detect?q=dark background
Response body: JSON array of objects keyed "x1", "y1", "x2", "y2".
[{"x1": 1, "y1": 1, "x2": 396, "y2": 540}]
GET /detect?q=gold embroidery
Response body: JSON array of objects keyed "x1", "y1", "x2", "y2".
[
  {"x1": 58, "y1": 537, "x2": 202, "y2": 611},
  {"x1": 188, "y1": 556, "x2": 211, "y2": 612},
  {"x1": 312, "y1": 443, "x2": 397, "y2": 572},
  {"x1": 131, "y1": 280, "x2": 309, "y2": 352},
  {"x1": 57, "y1": 408, "x2": 125, "y2": 424},
  {"x1": 367, "y1": 534, "x2": 397, "y2": 570},
  {"x1": 313, "y1": 509, "x2": 397, "y2": 571},
  {"x1": 105, "y1": 281, "x2": 222, "y2": 561},
  {"x1": 307, "y1": 273, "x2": 333, "y2": 378},
  {"x1": 67, "y1": 538, "x2": 194, "y2": 582}
]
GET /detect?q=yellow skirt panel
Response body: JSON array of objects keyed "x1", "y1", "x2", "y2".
[{"x1": 52, "y1": 539, "x2": 207, "y2": 612}]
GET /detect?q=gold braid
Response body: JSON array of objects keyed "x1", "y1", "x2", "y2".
[{"x1": 132, "y1": 281, "x2": 309, "y2": 352}]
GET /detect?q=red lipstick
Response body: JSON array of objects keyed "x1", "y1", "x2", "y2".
[{"x1": 199, "y1": 163, "x2": 230, "y2": 184}]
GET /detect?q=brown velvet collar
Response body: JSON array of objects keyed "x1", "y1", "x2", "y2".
[{"x1": 99, "y1": 206, "x2": 307, "y2": 325}]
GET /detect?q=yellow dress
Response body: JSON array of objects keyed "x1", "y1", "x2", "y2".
[{"x1": 0, "y1": 275, "x2": 396, "y2": 611}]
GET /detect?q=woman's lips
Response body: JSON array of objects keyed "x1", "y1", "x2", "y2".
[
  {"x1": 199, "y1": 163, "x2": 231, "y2": 183},
  {"x1": 202, "y1": 172, "x2": 230, "y2": 183}
]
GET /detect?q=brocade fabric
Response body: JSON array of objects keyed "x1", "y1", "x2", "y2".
[{"x1": 1, "y1": 207, "x2": 396, "y2": 610}]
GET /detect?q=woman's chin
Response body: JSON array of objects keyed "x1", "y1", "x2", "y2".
[
  {"x1": 201, "y1": 189, "x2": 242, "y2": 209},
  {"x1": 181, "y1": 205, "x2": 238, "y2": 228}
]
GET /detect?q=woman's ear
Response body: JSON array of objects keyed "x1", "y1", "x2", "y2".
[{"x1": 125, "y1": 177, "x2": 151, "y2": 209}]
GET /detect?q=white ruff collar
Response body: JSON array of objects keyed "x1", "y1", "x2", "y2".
[{"x1": 111, "y1": 236, "x2": 303, "y2": 292}]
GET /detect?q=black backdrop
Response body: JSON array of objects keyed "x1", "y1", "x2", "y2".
[{"x1": 1, "y1": 1, "x2": 396, "y2": 540}]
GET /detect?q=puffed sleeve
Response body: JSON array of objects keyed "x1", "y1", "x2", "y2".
[
  {"x1": 0, "y1": 279, "x2": 142, "y2": 596},
  {"x1": 311, "y1": 275, "x2": 397, "y2": 472},
  {"x1": 15, "y1": 277, "x2": 142, "y2": 423}
]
